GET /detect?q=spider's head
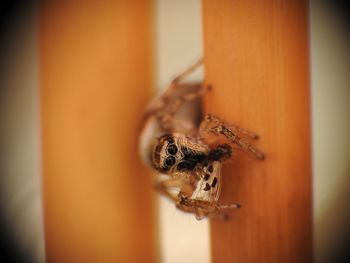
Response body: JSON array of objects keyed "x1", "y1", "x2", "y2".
[{"x1": 152, "y1": 133, "x2": 208, "y2": 174}]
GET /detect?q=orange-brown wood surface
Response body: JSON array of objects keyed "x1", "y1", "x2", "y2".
[
  {"x1": 40, "y1": 2, "x2": 157, "y2": 262},
  {"x1": 203, "y1": 1, "x2": 312, "y2": 262}
]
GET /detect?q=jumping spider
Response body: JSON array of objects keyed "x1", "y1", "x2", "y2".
[{"x1": 138, "y1": 59, "x2": 264, "y2": 220}]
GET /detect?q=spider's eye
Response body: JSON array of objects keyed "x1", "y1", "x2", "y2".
[
  {"x1": 167, "y1": 144, "x2": 178, "y2": 155},
  {"x1": 165, "y1": 135, "x2": 174, "y2": 143},
  {"x1": 164, "y1": 156, "x2": 176, "y2": 167}
]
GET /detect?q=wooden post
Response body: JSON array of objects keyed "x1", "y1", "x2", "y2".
[
  {"x1": 40, "y1": 1, "x2": 157, "y2": 262},
  {"x1": 202, "y1": 1, "x2": 312, "y2": 262}
]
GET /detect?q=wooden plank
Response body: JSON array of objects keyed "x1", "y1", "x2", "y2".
[
  {"x1": 202, "y1": 1, "x2": 312, "y2": 262},
  {"x1": 40, "y1": 1, "x2": 157, "y2": 262}
]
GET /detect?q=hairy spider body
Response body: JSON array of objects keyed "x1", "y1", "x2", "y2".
[{"x1": 138, "y1": 59, "x2": 264, "y2": 219}]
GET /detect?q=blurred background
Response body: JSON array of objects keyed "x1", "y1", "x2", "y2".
[{"x1": 0, "y1": 0, "x2": 349, "y2": 262}]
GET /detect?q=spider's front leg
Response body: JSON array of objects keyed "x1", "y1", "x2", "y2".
[{"x1": 199, "y1": 114, "x2": 265, "y2": 160}]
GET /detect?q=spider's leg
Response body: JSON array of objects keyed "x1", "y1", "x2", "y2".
[
  {"x1": 140, "y1": 83, "x2": 209, "y2": 133},
  {"x1": 141, "y1": 59, "x2": 209, "y2": 133},
  {"x1": 215, "y1": 203, "x2": 241, "y2": 210},
  {"x1": 205, "y1": 114, "x2": 259, "y2": 140},
  {"x1": 175, "y1": 194, "x2": 211, "y2": 219},
  {"x1": 157, "y1": 83, "x2": 211, "y2": 131},
  {"x1": 177, "y1": 195, "x2": 241, "y2": 220},
  {"x1": 199, "y1": 114, "x2": 265, "y2": 160},
  {"x1": 161, "y1": 84, "x2": 210, "y2": 117},
  {"x1": 155, "y1": 180, "x2": 207, "y2": 216},
  {"x1": 171, "y1": 58, "x2": 203, "y2": 85},
  {"x1": 179, "y1": 197, "x2": 240, "y2": 210}
]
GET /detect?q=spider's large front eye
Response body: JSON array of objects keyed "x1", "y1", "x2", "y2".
[
  {"x1": 164, "y1": 156, "x2": 176, "y2": 167},
  {"x1": 167, "y1": 144, "x2": 178, "y2": 155}
]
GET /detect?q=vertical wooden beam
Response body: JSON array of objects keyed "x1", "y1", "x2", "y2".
[
  {"x1": 40, "y1": 1, "x2": 157, "y2": 262},
  {"x1": 202, "y1": 1, "x2": 312, "y2": 262}
]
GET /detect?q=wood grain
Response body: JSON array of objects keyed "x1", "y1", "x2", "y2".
[
  {"x1": 202, "y1": 1, "x2": 312, "y2": 262},
  {"x1": 40, "y1": 1, "x2": 157, "y2": 262}
]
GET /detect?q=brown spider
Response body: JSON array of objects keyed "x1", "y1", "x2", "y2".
[{"x1": 138, "y1": 59, "x2": 264, "y2": 220}]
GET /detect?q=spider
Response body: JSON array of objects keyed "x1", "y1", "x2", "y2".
[{"x1": 138, "y1": 59, "x2": 264, "y2": 220}]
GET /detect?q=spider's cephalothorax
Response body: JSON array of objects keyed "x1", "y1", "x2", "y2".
[
  {"x1": 138, "y1": 59, "x2": 265, "y2": 220},
  {"x1": 153, "y1": 133, "x2": 208, "y2": 174},
  {"x1": 153, "y1": 133, "x2": 233, "y2": 175}
]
